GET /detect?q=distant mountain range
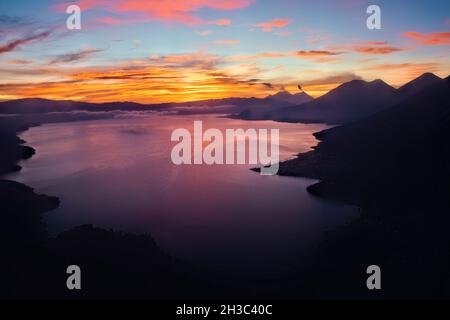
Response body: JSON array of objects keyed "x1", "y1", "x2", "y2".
[
  {"x1": 0, "y1": 73, "x2": 444, "y2": 127},
  {"x1": 266, "y1": 90, "x2": 313, "y2": 105},
  {"x1": 0, "y1": 93, "x2": 303, "y2": 115},
  {"x1": 278, "y1": 74, "x2": 450, "y2": 189},
  {"x1": 238, "y1": 72, "x2": 446, "y2": 124},
  {"x1": 0, "y1": 98, "x2": 161, "y2": 114}
]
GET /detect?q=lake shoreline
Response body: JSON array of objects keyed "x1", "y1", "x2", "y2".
[
  {"x1": 6, "y1": 106, "x2": 448, "y2": 299},
  {"x1": 0, "y1": 115, "x2": 234, "y2": 299},
  {"x1": 262, "y1": 79, "x2": 450, "y2": 298},
  {"x1": 0, "y1": 113, "x2": 334, "y2": 299}
]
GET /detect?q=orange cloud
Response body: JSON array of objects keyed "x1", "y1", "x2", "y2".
[
  {"x1": 331, "y1": 42, "x2": 407, "y2": 55},
  {"x1": 215, "y1": 40, "x2": 240, "y2": 45},
  {"x1": 352, "y1": 46, "x2": 406, "y2": 54},
  {"x1": 403, "y1": 31, "x2": 450, "y2": 45},
  {"x1": 294, "y1": 50, "x2": 342, "y2": 57},
  {"x1": 294, "y1": 50, "x2": 344, "y2": 59},
  {"x1": 300, "y1": 83, "x2": 341, "y2": 98},
  {"x1": 363, "y1": 63, "x2": 439, "y2": 72},
  {"x1": 6, "y1": 59, "x2": 33, "y2": 65},
  {"x1": 224, "y1": 52, "x2": 287, "y2": 62},
  {"x1": 197, "y1": 30, "x2": 213, "y2": 36},
  {"x1": 225, "y1": 50, "x2": 344, "y2": 63},
  {"x1": 0, "y1": 51, "x2": 282, "y2": 103},
  {"x1": 213, "y1": 19, "x2": 232, "y2": 26},
  {"x1": 359, "y1": 41, "x2": 388, "y2": 46},
  {"x1": 0, "y1": 66, "x2": 275, "y2": 103},
  {"x1": 359, "y1": 62, "x2": 442, "y2": 86},
  {"x1": 255, "y1": 19, "x2": 291, "y2": 32}
]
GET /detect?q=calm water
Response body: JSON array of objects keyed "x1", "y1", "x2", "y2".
[{"x1": 7, "y1": 113, "x2": 358, "y2": 276}]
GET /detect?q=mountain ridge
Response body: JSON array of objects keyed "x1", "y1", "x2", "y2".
[
  {"x1": 236, "y1": 73, "x2": 446, "y2": 124},
  {"x1": 1, "y1": 73, "x2": 446, "y2": 124}
]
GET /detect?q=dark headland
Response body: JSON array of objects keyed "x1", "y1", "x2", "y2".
[
  {"x1": 0, "y1": 114, "x2": 239, "y2": 299},
  {"x1": 237, "y1": 73, "x2": 445, "y2": 125},
  {"x1": 256, "y1": 75, "x2": 450, "y2": 298}
]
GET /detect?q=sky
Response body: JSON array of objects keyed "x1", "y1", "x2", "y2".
[{"x1": 0, "y1": 0, "x2": 449, "y2": 103}]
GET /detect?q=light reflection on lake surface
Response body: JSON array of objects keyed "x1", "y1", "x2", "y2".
[{"x1": 7, "y1": 113, "x2": 358, "y2": 276}]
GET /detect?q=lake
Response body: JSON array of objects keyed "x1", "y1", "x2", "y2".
[{"x1": 6, "y1": 113, "x2": 358, "y2": 276}]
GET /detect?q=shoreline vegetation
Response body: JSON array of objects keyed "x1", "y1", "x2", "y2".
[{"x1": 1, "y1": 73, "x2": 449, "y2": 299}]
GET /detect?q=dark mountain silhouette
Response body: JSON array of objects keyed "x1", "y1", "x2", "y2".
[
  {"x1": 237, "y1": 73, "x2": 445, "y2": 125},
  {"x1": 0, "y1": 98, "x2": 163, "y2": 114},
  {"x1": 229, "y1": 91, "x2": 311, "y2": 120},
  {"x1": 1, "y1": 74, "x2": 444, "y2": 124},
  {"x1": 396, "y1": 72, "x2": 443, "y2": 99},
  {"x1": 240, "y1": 79, "x2": 398, "y2": 124},
  {"x1": 263, "y1": 76, "x2": 450, "y2": 298},
  {"x1": 0, "y1": 96, "x2": 293, "y2": 115},
  {"x1": 170, "y1": 96, "x2": 293, "y2": 115},
  {"x1": 266, "y1": 90, "x2": 313, "y2": 105}
]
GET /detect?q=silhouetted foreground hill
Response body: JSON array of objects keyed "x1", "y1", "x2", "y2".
[
  {"x1": 269, "y1": 77, "x2": 450, "y2": 298},
  {"x1": 237, "y1": 73, "x2": 445, "y2": 125}
]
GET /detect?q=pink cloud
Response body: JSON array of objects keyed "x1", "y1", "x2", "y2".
[
  {"x1": 360, "y1": 41, "x2": 388, "y2": 46},
  {"x1": 213, "y1": 19, "x2": 232, "y2": 26},
  {"x1": 255, "y1": 19, "x2": 292, "y2": 32},
  {"x1": 275, "y1": 31, "x2": 292, "y2": 37},
  {"x1": 403, "y1": 31, "x2": 450, "y2": 45},
  {"x1": 52, "y1": 0, "x2": 104, "y2": 11},
  {"x1": 97, "y1": 16, "x2": 142, "y2": 25},
  {"x1": 352, "y1": 46, "x2": 407, "y2": 55},
  {"x1": 54, "y1": 0, "x2": 252, "y2": 25},
  {"x1": 331, "y1": 41, "x2": 408, "y2": 55},
  {"x1": 215, "y1": 39, "x2": 240, "y2": 45},
  {"x1": 197, "y1": 30, "x2": 213, "y2": 36}
]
